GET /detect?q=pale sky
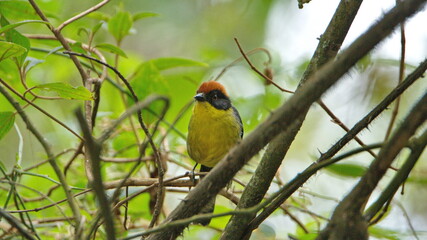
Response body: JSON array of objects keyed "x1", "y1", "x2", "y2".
[{"x1": 266, "y1": 0, "x2": 427, "y2": 65}]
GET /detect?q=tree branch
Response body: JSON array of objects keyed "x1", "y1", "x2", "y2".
[
  {"x1": 28, "y1": 0, "x2": 89, "y2": 82},
  {"x1": 57, "y1": 0, "x2": 110, "y2": 32},
  {"x1": 364, "y1": 129, "x2": 427, "y2": 222},
  {"x1": 75, "y1": 109, "x2": 116, "y2": 240},
  {"x1": 222, "y1": 0, "x2": 364, "y2": 238},
  {"x1": 0, "y1": 208, "x2": 36, "y2": 240},
  {"x1": 0, "y1": 79, "x2": 83, "y2": 141},
  {"x1": 317, "y1": 90, "x2": 427, "y2": 240},
  {"x1": 245, "y1": 57, "x2": 427, "y2": 233}
]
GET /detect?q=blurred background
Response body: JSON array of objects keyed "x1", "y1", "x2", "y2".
[{"x1": 0, "y1": 0, "x2": 426, "y2": 239}]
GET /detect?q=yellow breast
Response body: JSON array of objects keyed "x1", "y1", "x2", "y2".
[{"x1": 187, "y1": 101, "x2": 242, "y2": 167}]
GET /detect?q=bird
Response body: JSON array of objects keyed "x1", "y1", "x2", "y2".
[{"x1": 187, "y1": 80, "x2": 243, "y2": 225}]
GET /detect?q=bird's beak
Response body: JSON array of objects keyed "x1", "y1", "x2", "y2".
[{"x1": 194, "y1": 93, "x2": 205, "y2": 102}]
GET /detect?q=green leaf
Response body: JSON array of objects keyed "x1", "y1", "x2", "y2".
[
  {"x1": 209, "y1": 205, "x2": 233, "y2": 229},
  {"x1": 34, "y1": 82, "x2": 93, "y2": 100},
  {"x1": 45, "y1": 46, "x2": 65, "y2": 58},
  {"x1": 69, "y1": 42, "x2": 86, "y2": 54},
  {"x1": 77, "y1": 27, "x2": 90, "y2": 38},
  {"x1": 1, "y1": 16, "x2": 31, "y2": 66},
  {"x1": 0, "y1": 112, "x2": 15, "y2": 141},
  {"x1": 131, "y1": 62, "x2": 166, "y2": 124},
  {"x1": 112, "y1": 131, "x2": 139, "y2": 157},
  {"x1": 87, "y1": 12, "x2": 110, "y2": 21},
  {"x1": 0, "y1": 1, "x2": 38, "y2": 20},
  {"x1": 108, "y1": 11, "x2": 132, "y2": 43},
  {"x1": 132, "y1": 12, "x2": 159, "y2": 22},
  {"x1": 132, "y1": 62, "x2": 164, "y2": 98},
  {"x1": 288, "y1": 233, "x2": 317, "y2": 240},
  {"x1": 0, "y1": 20, "x2": 48, "y2": 35},
  {"x1": 407, "y1": 176, "x2": 427, "y2": 185},
  {"x1": 0, "y1": 58, "x2": 18, "y2": 81},
  {"x1": 369, "y1": 226, "x2": 401, "y2": 240},
  {"x1": 127, "y1": 192, "x2": 152, "y2": 220},
  {"x1": 150, "y1": 57, "x2": 208, "y2": 71},
  {"x1": 325, "y1": 163, "x2": 367, "y2": 178},
  {"x1": 131, "y1": 57, "x2": 207, "y2": 81},
  {"x1": 92, "y1": 21, "x2": 104, "y2": 36},
  {"x1": 0, "y1": 42, "x2": 27, "y2": 62},
  {"x1": 95, "y1": 43, "x2": 128, "y2": 58}
]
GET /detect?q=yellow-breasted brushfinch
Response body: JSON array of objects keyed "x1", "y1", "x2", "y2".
[{"x1": 187, "y1": 81, "x2": 243, "y2": 225}]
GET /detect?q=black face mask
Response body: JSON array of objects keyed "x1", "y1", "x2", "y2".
[{"x1": 196, "y1": 89, "x2": 231, "y2": 110}]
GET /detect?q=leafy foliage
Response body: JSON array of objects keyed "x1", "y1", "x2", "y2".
[{"x1": 33, "y1": 82, "x2": 94, "y2": 100}]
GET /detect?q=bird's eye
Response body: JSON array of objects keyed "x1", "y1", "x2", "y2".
[{"x1": 212, "y1": 94, "x2": 218, "y2": 100}]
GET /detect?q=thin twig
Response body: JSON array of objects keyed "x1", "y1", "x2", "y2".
[
  {"x1": 0, "y1": 208, "x2": 36, "y2": 240},
  {"x1": 317, "y1": 100, "x2": 379, "y2": 159},
  {"x1": 100, "y1": 156, "x2": 154, "y2": 163},
  {"x1": 111, "y1": 173, "x2": 197, "y2": 211},
  {"x1": 0, "y1": 78, "x2": 84, "y2": 141},
  {"x1": 31, "y1": 44, "x2": 184, "y2": 138},
  {"x1": 86, "y1": 96, "x2": 169, "y2": 239},
  {"x1": 0, "y1": 82, "x2": 83, "y2": 233},
  {"x1": 384, "y1": 1, "x2": 406, "y2": 140},
  {"x1": 97, "y1": 95, "x2": 169, "y2": 143},
  {"x1": 234, "y1": 38, "x2": 294, "y2": 93},
  {"x1": 317, "y1": 88, "x2": 427, "y2": 239},
  {"x1": 64, "y1": 143, "x2": 84, "y2": 176},
  {"x1": 1, "y1": 148, "x2": 76, "y2": 179},
  {"x1": 28, "y1": 0, "x2": 89, "y2": 83},
  {"x1": 365, "y1": 129, "x2": 427, "y2": 222},
  {"x1": 282, "y1": 206, "x2": 310, "y2": 234},
  {"x1": 64, "y1": 50, "x2": 167, "y2": 229},
  {"x1": 25, "y1": 34, "x2": 108, "y2": 83},
  {"x1": 395, "y1": 201, "x2": 420, "y2": 240},
  {"x1": 0, "y1": 168, "x2": 40, "y2": 240},
  {"x1": 158, "y1": 100, "x2": 193, "y2": 145},
  {"x1": 57, "y1": 0, "x2": 110, "y2": 32},
  {"x1": 213, "y1": 47, "x2": 272, "y2": 82},
  {"x1": 7, "y1": 189, "x2": 91, "y2": 214},
  {"x1": 235, "y1": 38, "x2": 379, "y2": 162},
  {"x1": 0, "y1": 180, "x2": 69, "y2": 223}
]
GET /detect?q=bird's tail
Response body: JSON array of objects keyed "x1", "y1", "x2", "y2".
[{"x1": 196, "y1": 165, "x2": 215, "y2": 226}]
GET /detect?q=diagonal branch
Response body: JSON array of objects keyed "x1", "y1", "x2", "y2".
[
  {"x1": 223, "y1": 0, "x2": 364, "y2": 238},
  {"x1": 364, "y1": 128, "x2": 427, "y2": 222},
  {"x1": 57, "y1": 0, "x2": 110, "y2": 32},
  {"x1": 28, "y1": 0, "x2": 88, "y2": 83},
  {"x1": 245, "y1": 58, "x2": 427, "y2": 233},
  {"x1": 317, "y1": 88, "x2": 427, "y2": 240}
]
